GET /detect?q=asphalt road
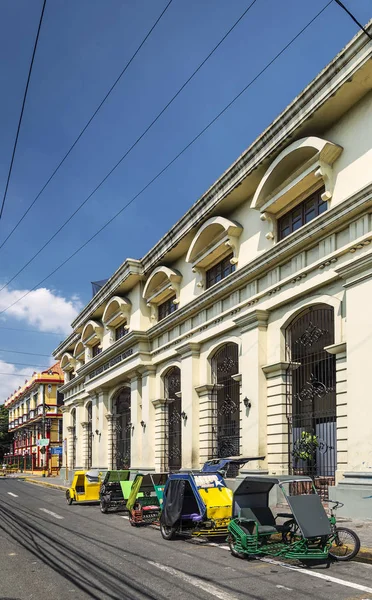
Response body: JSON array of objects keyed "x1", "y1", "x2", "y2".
[{"x1": 1, "y1": 478, "x2": 372, "y2": 600}]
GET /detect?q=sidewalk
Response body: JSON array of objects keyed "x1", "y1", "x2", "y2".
[{"x1": 16, "y1": 470, "x2": 68, "y2": 491}]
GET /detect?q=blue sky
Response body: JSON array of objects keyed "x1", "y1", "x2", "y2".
[{"x1": 0, "y1": 0, "x2": 371, "y2": 399}]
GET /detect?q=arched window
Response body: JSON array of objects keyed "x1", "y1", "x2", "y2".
[
  {"x1": 87, "y1": 402, "x2": 92, "y2": 469},
  {"x1": 211, "y1": 343, "x2": 240, "y2": 459},
  {"x1": 164, "y1": 367, "x2": 181, "y2": 471},
  {"x1": 112, "y1": 388, "x2": 131, "y2": 469},
  {"x1": 285, "y1": 305, "x2": 336, "y2": 499}
]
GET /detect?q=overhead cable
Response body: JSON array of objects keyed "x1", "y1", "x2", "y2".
[
  {"x1": 0, "y1": 1, "x2": 333, "y2": 318},
  {"x1": 0, "y1": 0, "x2": 47, "y2": 223},
  {"x1": 0, "y1": 0, "x2": 258, "y2": 292},
  {"x1": 333, "y1": 0, "x2": 372, "y2": 40}
]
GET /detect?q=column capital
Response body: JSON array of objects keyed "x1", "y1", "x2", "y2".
[
  {"x1": 324, "y1": 342, "x2": 346, "y2": 355},
  {"x1": 67, "y1": 425, "x2": 75, "y2": 433},
  {"x1": 81, "y1": 421, "x2": 89, "y2": 430},
  {"x1": 175, "y1": 342, "x2": 200, "y2": 358},
  {"x1": 152, "y1": 398, "x2": 167, "y2": 408},
  {"x1": 234, "y1": 309, "x2": 269, "y2": 332},
  {"x1": 262, "y1": 361, "x2": 300, "y2": 377},
  {"x1": 105, "y1": 413, "x2": 115, "y2": 422},
  {"x1": 138, "y1": 365, "x2": 157, "y2": 377},
  {"x1": 195, "y1": 384, "x2": 215, "y2": 398}
]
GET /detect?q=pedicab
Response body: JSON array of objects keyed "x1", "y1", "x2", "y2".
[
  {"x1": 99, "y1": 469, "x2": 139, "y2": 513},
  {"x1": 202, "y1": 456, "x2": 265, "y2": 478},
  {"x1": 66, "y1": 469, "x2": 103, "y2": 505},
  {"x1": 227, "y1": 474, "x2": 360, "y2": 561},
  {"x1": 160, "y1": 470, "x2": 233, "y2": 540},
  {"x1": 126, "y1": 472, "x2": 169, "y2": 525}
]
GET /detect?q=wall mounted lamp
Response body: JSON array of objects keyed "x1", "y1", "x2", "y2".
[
  {"x1": 140, "y1": 420, "x2": 146, "y2": 429},
  {"x1": 95, "y1": 429, "x2": 101, "y2": 436},
  {"x1": 243, "y1": 397, "x2": 251, "y2": 409},
  {"x1": 180, "y1": 411, "x2": 187, "y2": 421}
]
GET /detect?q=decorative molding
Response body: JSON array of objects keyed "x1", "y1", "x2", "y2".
[
  {"x1": 234, "y1": 309, "x2": 269, "y2": 333},
  {"x1": 262, "y1": 361, "x2": 301, "y2": 376},
  {"x1": 175, "y1": 342, "x2": 201, "y2": 358},
  {"x1": 260, "y1": 212, "x2": 275, "y2": 241},
  {"x1": 195, "y1": 384, "x2": 216, "y2": 398},
  {"x1": 325, "y1": 342, "x2": 347, "y2": 355},
  {"x1": 152, "y1": 398, "x2": 167, "y2": 408},
  {"x1": 335, "y1": 249, "x2": 372, "y2": 288}
]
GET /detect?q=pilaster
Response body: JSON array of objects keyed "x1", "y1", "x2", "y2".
[
  {"x1": 152, "y1": 398, "x2": 167, "y2": 471},
  {"x1": 130, "y1": 372, "x2": 142, "y2": 468},
  {"x1": 176, "y1": 342, "x2": 200, "y2": 468},
  {"x1": 139, "y1": 366, "x2": 156, "y2": 470}
]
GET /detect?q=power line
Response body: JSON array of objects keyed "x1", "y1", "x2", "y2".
[
  {"x1": 0, "y1": 325, "x2": 61, "y2": 335},
  {"x1": 0, "y1": 371, "x2": 43, "y2": 378},
  {"x1": 0, "y1": 348, "x2": 52, "y2": 357},
  {"x1": 0, "y1": 361, "x2": 49, "y2": 369},
  {"x1": 0, "y1": 0, "x2": 259, "y2": 292},
  {"x1": 0, "y1": 0, "x2": 47, "y2": 223},
  {"x1": 0, "y1": 1, "x2": 333, "y2": 319},
  {"x1": 333, "y1": 0, "x2": 372, "y2": 41},
  {"x1": 0, "y1": 0, "x2": 173, "y2": 250}
]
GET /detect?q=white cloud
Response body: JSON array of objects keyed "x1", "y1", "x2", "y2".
[
  {"x1": 0, "y1": 286, "x2": 83, "y2": 335},
  {"x1": 0, "y1": 359, "x2": 53, "y2": 404}
]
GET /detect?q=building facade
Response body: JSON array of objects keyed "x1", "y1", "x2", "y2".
[
  {"x1": 55, "y1": 27, "x2": 372, "y2": 516},
  {"x1": 4, "y1": 363, "x2": 64, "y2": 472}
]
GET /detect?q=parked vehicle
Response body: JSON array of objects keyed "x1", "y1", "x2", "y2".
[
  {"x1": 66, "y1": 469, "x2": 103, "y2": 505},
  {"x1": 227, "y1": 475, "x2": 360, "y2": 562},
  {"x1": 100, "y1": 469, "x2": 139, "y2": 513},
  {"x1": 126, "y1": 472, "x2": 169, "y2": 525},
  {"x1": 160, "y1": 471, "x2": 233, "y2": 540},
  {"x1": 201, "y1": 456, "x2": 265, "y2": 478}
]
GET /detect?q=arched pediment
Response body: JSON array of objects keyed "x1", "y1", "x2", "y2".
[
  {"x1": 61, "y1": 352, "x2": 76, "y2": 372},
  {"x1": 102, "y1": 296, "x2": 131, "y2": 328},
  {"x1": 252, "y1": 136, "x2": 343, "y2": 211},
  {"x1": 143, "y1": 266, "x2": 182, "y2": 303},
  {"x1": 73, "y1": 341, "x2": 85, "y2": 360},
  {"x1": 81, "y1": 320, "x2": 103, "y2": 346},
  {"x1": 186, "y1": 216, "x2": 243, "y2": 266}
]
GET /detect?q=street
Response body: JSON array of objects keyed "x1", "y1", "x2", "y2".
[{"x1": 1, "y1": 479, "x2": 372, "y2": 600}]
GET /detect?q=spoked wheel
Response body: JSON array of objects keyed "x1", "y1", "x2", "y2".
[
  {"x1": 328, "y1": 527, "x2": 360, "y2": 561},
  {"x1": 227, "y1": 534, "x2": 246, "y2": 559},
  {"x1": 66, "y1": 491, "x2": 73, "y2": 505},
  {"x1": 100, "y1": 500, "x2": 108, "y2": 514},
  {"x1": 160, "y1": 522, "x2": 176, "y2": 540}
]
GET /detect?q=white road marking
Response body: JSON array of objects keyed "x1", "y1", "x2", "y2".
[
  {"x1": 276, "y1": 584, "x2": 293, "y2": 591},
  {"x1": 149, "y1": 560, "x2": 239, "y2": 600},
  {"x1": 120, "y1": 515, "x2": 129, "y2": 520},
  {"x1": 39, "y1": 508, "x2": 64, "y2": 520},
  {"x1": 7, "y1": 492, "x2": 18, "y2": 497},
  {"x1": 261, "y1": 557, "x2": 372, "y2": 594}
]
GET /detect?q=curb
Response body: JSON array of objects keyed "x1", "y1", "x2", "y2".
[
  {"x1": 355, "y1": 547, "x2": 372, "y2": 563},
  {"x1": 18, "y1": 476, "x2": 68, "y2": 491}
]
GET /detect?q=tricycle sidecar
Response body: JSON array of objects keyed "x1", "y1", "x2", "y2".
[
  {"x1": 126, "y1": 472, "x2": 169, "y2": 525},
  {"x1": 160, "y1": 471, "x2": 233, "y2": 540},
  {"x1": 228, "y1": 475, "x2": 333, "y2": 561},
  {"x1": 99, "y1": 469, "x2": 139, "y2": 513},
  {"x1": 66, "y1": 469, "x2": 103, "y2": 505}
]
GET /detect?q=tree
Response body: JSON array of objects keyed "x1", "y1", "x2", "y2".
[{"x1": 0, "y1": 405, "x2": 12, "y2": 459}]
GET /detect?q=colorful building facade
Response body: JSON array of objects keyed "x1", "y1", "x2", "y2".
[{"x1": 4, "y1": 363, "x2": 64, "y2": 472}]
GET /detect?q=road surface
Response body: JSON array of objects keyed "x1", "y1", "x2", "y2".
[{"x1": 1, "y1": 478, "x2": 372, "y2": 600}]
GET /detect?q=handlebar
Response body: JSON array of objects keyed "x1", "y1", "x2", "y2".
[{"x1": 328, "y1": 499, "x2": 344, "y2": 509}]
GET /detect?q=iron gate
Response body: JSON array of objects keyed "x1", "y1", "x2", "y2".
[
  {"x1": 87, "y1": 402, "x2": 92, "y2": 469},
  {"x1": 211, "y1": 343, "x2": 240, "y2": 473},
  {"x1": 112, "y1": 388, "x2": 131, "y2": 469},
  {"x1": 285, "y1": 305, "x2": 336, "y2": 500},
  {"x1": 164, "y1": 367, "x2": 182, "y2": 471}
]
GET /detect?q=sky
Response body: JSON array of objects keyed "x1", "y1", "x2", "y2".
[{"x1": 0, "y1": 0, "x2": 371, "y2": 401}]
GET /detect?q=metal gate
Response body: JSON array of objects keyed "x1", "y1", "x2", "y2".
[
  {"x1": 211, "y1": 343, "x2": 240, "y2": 470},
  {"x1": 285, "y1": 305, "x2": 336, "y2": 500},
  {"x1": 87, "y1": 402, "x2": 92, "y2": 469},
  {"x1": 112, "y1": 388, "x2": 131, "y2": 469},
  {"x1": 164, "y1": 367, "x2": 182, "y2": 471}
]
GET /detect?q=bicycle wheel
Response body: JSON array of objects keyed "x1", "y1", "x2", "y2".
[{"x1": 328, "y1": 527, "x2": 360, "y2": 561}]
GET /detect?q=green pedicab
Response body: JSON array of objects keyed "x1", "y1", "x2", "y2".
[
  {"x1": 99, "y1": 469, "x2": 139, "y2": 513},
  {"x1": 126, "y1": 472, "x2": 169, "y2": 526},
  {"x1": 228, "y1": 475, "x2": 348, "y2": 562}
]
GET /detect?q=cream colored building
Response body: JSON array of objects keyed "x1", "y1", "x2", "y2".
[{"x1": 55, "y1": 26, "x2": 372, "y2": 516}]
